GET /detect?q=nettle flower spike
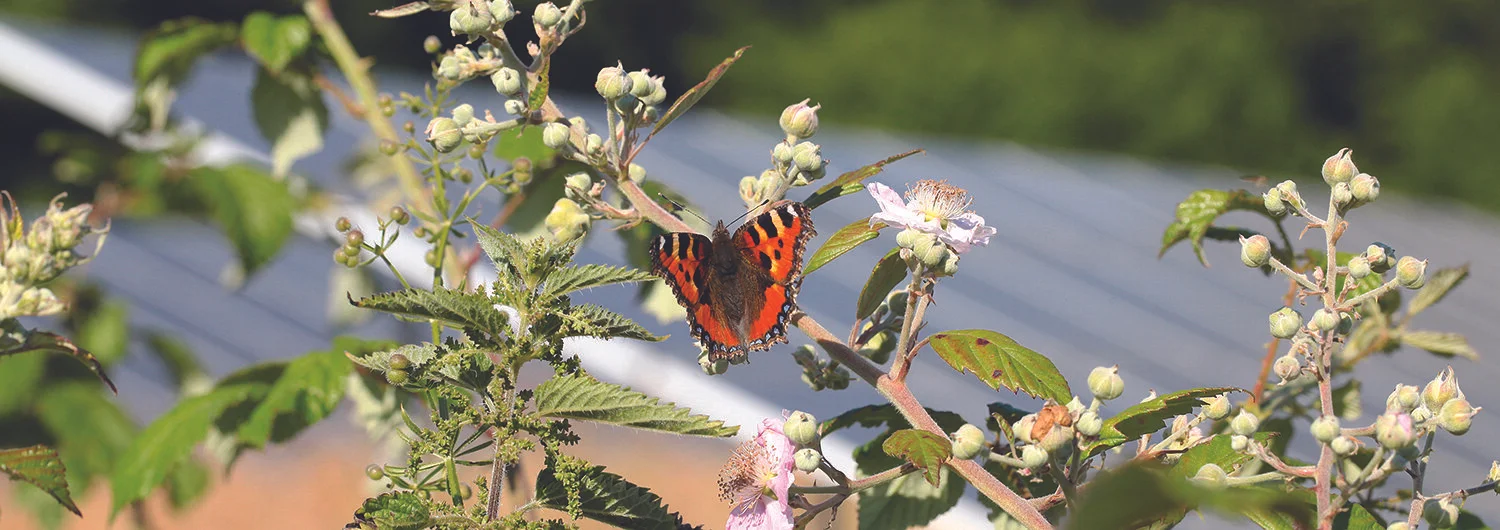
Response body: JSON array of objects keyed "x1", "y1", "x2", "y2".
[
  {"x1": 868, "y1": 180, "x2": 996, "y2": 255},
  {"x1": 719, "y1": 419, "x2": 796, "y2": 530}
]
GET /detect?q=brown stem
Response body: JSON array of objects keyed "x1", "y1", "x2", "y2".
[{"x1": 312, "y1": 71, "x2": 364, "y2": 117}]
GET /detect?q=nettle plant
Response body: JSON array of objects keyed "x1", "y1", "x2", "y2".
[{"x1": 87, "y1": 1, "x2": 1495, "y2": 529}]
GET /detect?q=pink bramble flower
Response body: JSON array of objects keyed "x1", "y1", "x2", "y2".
[
  {"x1": 718, "y1": 418, "x2": 797, "y2": 530},
  {"x1": 868, "y1": 180, "x2": 996, "y2": 254}
]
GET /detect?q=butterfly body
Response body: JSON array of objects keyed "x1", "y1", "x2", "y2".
[{"x1": 650, "y1": 201, "x2": 816, "y2": 360}]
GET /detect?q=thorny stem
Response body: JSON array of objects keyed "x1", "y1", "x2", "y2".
[
  {"x1": 890, "y1": 270, "x2": 928, "y2": 381},
  {"x1": 1267, "y1": 256, "x2": 1321, "y2": 293},
  {"x1": 1405, "y1": 432, "x2": 1436, "y2": 529},
  {"x1": 1314, "y1": 191, "x2": 1343, "y2": 530}
]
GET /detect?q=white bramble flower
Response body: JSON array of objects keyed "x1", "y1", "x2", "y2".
[{"x1": 868, "y1": 180, "x2": 995, "y2": 254}]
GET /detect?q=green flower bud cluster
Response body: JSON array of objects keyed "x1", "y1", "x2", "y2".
[
  {"x1": 791, "y1": 345, "x2": 852, "y2": 391},
  {"x1": 0, "y1": 194, "x2": 105, "y2": 319},
  {"x1": 424, "y1": 105, "x2": 522, "y2": 154},
  {"x1": 744, "y1": 100, "x2": 828, "y2": 209},
  {"x1": 894, "y1": 228, "x2": 959, "y2": 275},
  {"x1": 448, "y1": 0, "x2": 515, "y2": 39},
  {"x1": 1363, "y1": 243, "x2": 1396, "y2": 274}
]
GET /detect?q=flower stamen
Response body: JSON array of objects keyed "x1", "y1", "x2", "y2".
[{"x1": 905, "y1": 179, "x2": 973, "y2": 223}]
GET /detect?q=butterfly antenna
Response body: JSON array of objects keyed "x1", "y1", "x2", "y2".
[
  {"x1": 657, "y1": 193, "x2": 710, "y2": 224},
  {"x1": 728, "y1": 199, "x2": 771, "y2": 225}
]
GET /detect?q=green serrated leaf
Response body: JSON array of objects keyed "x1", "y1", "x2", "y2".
[
  {"x1": 1337, "y1": 503, "x2": 1383, "y2": 530},
  {"x1": 1398, "y1": 330, "x2": 1478, "y2": 360},
  {"x1": 560, "y1": 304, "x2": 665, "y2": 342},
  {"x1": 355, "y1": 287, "x2": 512, "y2": 339},
  {"x1": 250, "y1": 68, "x2": 327, "y2": 177},
  {"x1": 855, "y1": 429, "x2": 965, "y2": 530},
  {"x1": 192, "y1": 164, "x2": 294, "y2": 275},
  {"x1": 1159, "y1": 189, "x2": 1264, "y2": 266},
  {"x1": 0, "y1": 445, "x2": 79, "y2": 516},
  {"x1": 534, "y1": 373, "x2": 736, "y2": 437},
  {"x1": 805, "y1": 217, "x2": 882, "y2": 275},
  {"x1": 649, "y1": 46, "x2": 748, "y2": 140},
  {"x1": 240, "y1": 12, "x2": 311, "y2": 74},
  {"x1": 803, "y1": 149, "x2": 925, "y2": 210},
  {"x1": 163, "y1": 457, "x2": 210, "y2": 510},
  {"x1": 110, "y1": 381, "x2": 267, "y2": 516},
  {"x1": 925, "y1": 330, "x2": 1071, "y2": 402},
  {"x1": 856, "y1": 248, "x2": 906, "y2": 320},
  {"x1": 1408, "y1": 265, "x2": 1469, "y2": 316},
  {"x1": 543, "y1": 264, "x2": 657, "y2": 298},
  {"x1": 882, "y1": 429, "x2": 951, "y2": 486},
  {"x1": 471, "y1": 220, "x2": 528, "y2": 281},
  {"x1": 0, "y1": 321, "x2": 116, "y2": 393},
  {"x1": 1166, "y1": 433, "x2": 1261, "y2": 483},
  {"x1": 353, "y1": 492, "x2": 430, "y2": 530},
  {"x1": 535, "y1": 462, "x2": 682, "y2": 530},
  {"x1": 1086, "y1": 387, "x2": 1244, "y2": 457},
  {"x1": 236, "y1": 337, "x2": 389, "y2": 447}
]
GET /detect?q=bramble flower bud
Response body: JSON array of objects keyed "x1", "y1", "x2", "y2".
[
  {"x1": 1310, "y1": 308, "x2": 1339, "y2": 333},
  {"x1": 1076, "y1": 410, "x2": 1102, "y2": 437},
  {"x1": 491, "y1": 67, "x2": 523, "y2": 96},
  {"x1": 1065, "y1": 397, "x2": 1086, "y2": 416},
  {"x1": 1273, "y1": 354, "x2": 1301, "y2": 383},
  {"x1": 533, "y1": 2, "x2": 563, "y2": 27},
  {"x1": 1439, "y1": 397, "x2": 1477, "y2": 435},
  {"x1": 423, "y1": 35, "x2": 442, "y2": 54},
  {"x1": 1331, "y1": 435, "x2": 1358, "y2": 456},
  {"x1": 451, "y1": 103, "x2": 474, "y2": 126},
  {"x1": 1311, "y1": 416, "x2": 1341, "y2": 444},
  {"x1": 564, "y1": 172, "x2": 592, "y2": 200},
  {"x1": 1351, "y1": 173, "x2": 1380, "y2": 203},
  {"x1": 611, "y1": 94, "x2": 640, "y2": 115},
  {"x1": 594, "y1": 65, "x2": 632, "y2": 100},
  {"x1": 858, "y1": 330, "x2": 895, "y2": 364},
  {"x1": 1230, "y1": 410, "x2": 1260, "y2": 436},
  {"x1": 1202, "y1": 394, "x2": 1231, "y2": 421},
  {"x1": 450, "y1": 3, "x2": 494, "y2": 36},
  {"x1": 542, "y1": 122, "x2": 571, "y2": 150},
  {"x1": 1331, "y1": 182, "x2": 1354, "y2": 209},
  {"x1": 584, "y1": 134, "x2": 603, "y2": 156},
  {"x1": 1321, "y1": 148, "x2": 1358, "y2": 186},
  {"x1": 738, "y1": 176, "x2": 759, "y2": 206},
  {"x1": 489, "y1": 0, "x2": 515, "y2": 24},
  {"x1": 1387, "y1": 523, "x2": 1409, "y2": 530},
  {"x1": 1411, "y1": 405, "x2": 1433, "y2": 424},
  {"x1": 1347, "y1": 255, "x2": 1371, "y2": 279},
  {"x1": 952, "y1": 424, "x2": 986, "y2": 460},
  {"x1": 1424, "y1": 498, "x2": 1459, "y2": 529},
  {"x1": 1365, "y1": 243, "x2": 1395, "y2": 273},
  {"x1": 700, "y1": 355, "x2": 727, "y2": 375},
  {"x1": 616, "y1": 70, "x2": 648, "y2": 99},
  {"x1": 544, "y1": 199, "x2": 589, "y2": 242},
  {"x1": 503, "y1": 99, "x2": 526, "y2": 115},
  {"x1": 1423, "y1": 368, "x2": 1459, "y2": 411},
  {"x1": 1269, "y1": 307, "x2": 1303, "y2": 339},
  {"x1": 1191, "y1": 464, "x2": 1228, "y2": 490},
  {"x1": 642, "y1": 78, "x2": 667, "y2": 106},
  {"x1": 1396, "y1": 256, "x2": 1426, "y2": 289},
  {"x1": 784, "y1": 411, "x2": 818, "y2": 446},
  {"x1": 1275, "y1": 180, "x2": 1303, "y2": 210},
  {"x1": 912, "y1": 235, "x2": 950, "y2": 269},
  {"x1": 627, "y1": 163, "x2": 647, "y2": 183},
  {"x1": 1387, "y1": 384, "x2": 1421, "y2": 412},
  {"x1": 794, "y1": 448, "x2": 822, "y2": 473},
  {"x1": 1212, "y1": 437, "x2": 1244, "y2": 459},
  {"x1": 792, "y1": 142, "x2": 825, "y2": 173},
  {"x1": 938, "y1": 251, "x2": 960, "y2": 276},
  {"x1": 770, "y1": 142, "x2": 795, "y2": 165},
  {"x1": 825, "y1": 367, "x2": 851, "y2": 390},
  {"x1": 894, "y1": 228, "x2": 922, "y2": 249},
  {"x1": 426, "y1": 117, "x2": 462, "y2": 153},
  {"x1": 1020, "y1": 444, "x2": 1048, "y2": 470},
  {"x1": 1375, "y1": 412, "x2": 1416, "y2": 450},
  {"x1": 884, "y1": 291, "x2": 908, "y2": 317},
  {"x1": 1487, "y1": 461, "x2": 1500, "y2": 487},
  {"x1": 1240, "y1": 235, "x2": 1271, "y2": 267},
  {"x1": 1263, "y1": 188, "x2": 1287, "y2": 216},
  {"x1": 779, "y1": 99, "x2": 821, "y2": 139},
  {"x1": 1013, "y1": 414, "x2": 1037, "y2": 444},
  {"x1": 1088, "y1": 366, "x2": 1125, "y2": 401}
]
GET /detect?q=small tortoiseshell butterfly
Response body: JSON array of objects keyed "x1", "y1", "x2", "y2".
[{"x1": 650, "y1": 201, "x2": 817, "y2": 360}]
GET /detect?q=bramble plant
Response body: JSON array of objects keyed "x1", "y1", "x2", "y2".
[{"x1": 17, "y1": 0, "x2": 1487, "y2": 529}]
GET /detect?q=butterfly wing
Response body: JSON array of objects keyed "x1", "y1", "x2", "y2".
[
  {"x1": 728, "y1": 201, "x2": 817, "y2": 356},
  {"x1": 650, "y1": 231, "x2": 745, "y2": 354}
]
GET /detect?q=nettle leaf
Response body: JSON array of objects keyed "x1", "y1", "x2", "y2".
[
  {"x1": 354, "y1": 287, "x2": 512, "y2": 339},
  {"x1": 191, "y1": 164, "x2": 294, "y2": 275},
  {"x1": 111, "y1": 381, "x2": 267, "y2": 516},
  {"x1": 561, "y1": 304, "x2": 666, "y2": 342},
  {"x1": 0, "y1": 445, "x2": 79, "y2": 516},
  {"x1": 1398, "y1": 330, "x2": 1478, "y2": 360},
  {"x1": 349, "y1": 342, "x2": 440, "y2": 373},
  {"x1": 882, "y1": 429, "x2": 951, "y2": 486},
  {"x1": 240, "y1": 12, "x2": 312, "y2": 74},
  {"x1": 250, "y1": 68, "x2": 327, "y2": 177},
  {"x1": 649, "y1": 46, "x2": 749, "y2": 140},
  {"x1": 855, "y1": 429, "x2": 965, "y2": 530},
  {"x1": 1159, "y1": 189, "x2": 1265, "y2": 266},
  {"x1": 805, "y1": 217, "x2": 883, "y2": 275},
  {"x1": 803, "y1": 148, "x2": 925, "y2": 210},
  {"x1": 0, "y1": 322, "x2": 116, "y2": 393},
  {"x1": 534, "y1": 373, "x2": 736, "y2": 437},
  {"x1": 1085, "y1": 387, "x2": 1243, "y2": 457},
  {"x1": 535, "y1": 462, "x2": 682, "y2": 530},
  {"x1": 543, "y1": 264, "x2": 657, "y2": 299},
  {"x1": 821, "y1": 404, "x2": 967, "y2": 437},
  {"x1": 856, "y1": 248, "x2": 906, "y2": 320},
  {"x1": 352, "y1": 492, "x2": 429, "y2": 530},
  {"x1": 1408, "y1": 264, "x2": 1469, "y2": 316},
  {"x1": 236, "y1": 337, "x2": 390, "y2": 448},
  {"x1": 925, "y1": 330, "x2": 1070, "y2": 402},
  {"x1": 472, "y1": 220, "x2": 528, "y2": 280}
]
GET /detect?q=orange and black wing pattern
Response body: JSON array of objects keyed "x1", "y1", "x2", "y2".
[
  {"x1": 650, "y1": 231, "x2": 741, "y2": 355},
  {"x1": 730, "y1": 201, "x2": 817, "y2": 355}
]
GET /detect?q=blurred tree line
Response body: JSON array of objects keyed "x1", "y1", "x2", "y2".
[{"x1": 3, "y1": 0, "x2": 1498, "y2": 209}]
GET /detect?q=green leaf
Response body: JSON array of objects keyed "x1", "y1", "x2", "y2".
[
  {"x1": 1159, "y1": 189, "x2": 1265, "y2": 266},
  {"x1": 1166, "y1": 432, "x2": 1260, "y2": 483},
  {"x1": 821, "y1": 404, "x2": 967, "y2": 437},
  {"x1": 925, "y1": 329, "x2": 1071, "y2": 402},
  {"x1": 36, "y1": 383, "x2": 135, "y2": 484},
  {"x1": 0, "y1": 445, "x2": 79, "y2": 516},
  {"x1": 649, "y1": 46, "x2": 749, "y2": 140},
  {"x1": 560, "y1": 304, "x2": 666, "y2": 342},
  {"x1": 352, "y1": 492, "x2": 430, "y2": 530},
  {"x1": 250, "y1": 68, "x2": 327, "y2": 177},
  {"x1": 1065, "y1": 462, "x2": 1182, "y2": 530},
  {"x1": 535, "y1": 461, "x2": 683, "y2": 530},
  {"x1": 805, "y1": 217, "x2": 882, "y2": 275},
  {"x1": 1337, "y1": 503, "x2": 1382, "y2": 530},
  {"x1": 163, "y1": 458, "x2": 210, "y2": 510},
  {"x1": 1085, "y1": 387, "x2": 1243, "y2": 457},
  {"x1": 1332, "y1": 379, "x2": 1362, "y2": 421},
  {"x1": 192, "y1": 164, "x2": 294, "y2": 275},
  {"x1": 240, "y1": 12, "x2": 311, "y2": 74},
  {"x1": 133, "y1": 18, "x2": 238, "y2": 85},
  {"x1": 534, "y1": 373, "x2": 736, "y2": 437},
  {"x1": 543, "y1": 264, "x2": 657, "y2": 299},
  {"x1": 527, "y1": 58, "x2": 550, "y2": 113},
  {"x1": 370, "y1": 2, "x2": 430, "y2": 18},
  {"x1": 1398, "y1": 330, "x2": 1478, "y2": 360},
  {"x1": 236, "y1": 337, "x2": 389, "y2": 448},
  {"x1": 0, "y1": 321, "x2": 116, "y2": 393},
  {"x1": 855, "y1": 429, "x2": 965, "y2": 530},
  {"x1": 1408, "y1": 264, "x2": 1469, "y2": 316},
  {"x1": 110, "y1": 381, "x2": 267, "y2": 516},
  {"x1": 354, "y1": 287, "x2": 512, "y2": 339},
  {"x1": 856, "y1": 248, "x2": 906, "y2": 320},
  {"x1": 471, "y1": 221, "x2": 528, "y2": 280},
  {"x1": 882, "y1": 429, "x2": 952, "y2": 486},
  {"x1": 803, "y1": 148, "x2": 925, "y2": 210},
  {"x1": 0, "y1": 351, "x2": 44, "y2": 415},
  {"x1": 73, "y1": 300, "x2": 129, "y2": 365},
  {"x1": 145, "y1": 332, "x2": 205, "y2": 390}
]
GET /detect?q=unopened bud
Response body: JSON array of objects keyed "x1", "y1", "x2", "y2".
[
  {"x1": 951, "y1": 424, "x2": 986, "y2": 460},
  {"x1": 1311, "y1": 416, "x2": 1341, "y2": 444},
  {"x1": 1388, "y1": 384, "x2": 1421, "y2": 412},
  {"x1": 858, "y1": 330, "x2": 895, "y2": 364},
  {"x1": 1072, "y1": 411, "x2": 1100, "y2": 438},
  {"x1": 779, "y1": 99, "x2": 821, "y2": 139},
  {"x1": 1331, "y1": 182, "x2": 1354, "y2": 209},
  {"x1": 791, "y1": 142, "x2": 824, "y2": 173},
  {"x1": 794, "y1": 448, "x2": 822, "y2": 473},
  {"x1": 1365, "y1": 243, "x2": 1395, "y2": 273},
  {"x1": 1396, "y1": 256, "x2": 1426, "y2": 289},
  {"x1": 503, "y1": 99, "x2": 526, "y2": 115},
  {"x1": 641, "y1": 77, "x2": 667, "y2": 106},
  {"x1": 1439, "y1": 398, "x2": 1477, "y2": 435},
  {"x1": 1020, "y1": 444, "x2": 1048, "y2": 470},
  {"x1": 1310, "y1": 308, "x2": 1339, "y2": 333},
  {"x1": 423, "y1": 35, "x2": 443, "y2": 54},
  {"x1": 564, "y1": 172, "x2": 592, "y2": 200},
  {"x1": 426, "y1": 117, "x2": 462, "y2": 153},
  {"x1": 451, "y1": 103, "x2": 474, "y2": 126},
  {"x1": 544, "y1": 198, "x2": 590, "y2": 242},
  {"x1": 532, "y1": 2, "x2": 563, "y2": 27},
  {"x1": 450, "y1": 3, "x2": 495, "y2": 36},
  {"x1": 700, "y1": 354, "x2": 727, "y2": 375},
  {"x1": 783, "y1": 411, "x2": 818, "y2": 446},
  {"x1": 1087, "y1": 366, "x2": 1125, "y2": 401},
  {"x1": 771, "y1": 142, "x2": 795, "y2": 165},
  {"x1": 491, "y1": 67, "x2": 523, "y2": 96},
  {"x1": 1422, "y1": 367, "x2": 1460, "y2": 410},
  {"x1": 1375, "y1": 412, "x2": 1416, "y2": 450},
  {"x1": 1191, "y1": 464, "x2": 1228, "y2": 491},
  {"x1": 1275, "y1": 180, "x2": 1303, "y2": 210},
  {"x1": 1202, "y1": 394, "x2": 1231, "y2": 420},
  {"x1": 1347, "y1": 255, "x2": 1372, "y2": 279},
  {"x1": 1240, "y1": 234, "x2": 1271, "y2": 267},
  {"x1": 1013, "y1": 414, "x2": 1037, "y2": 444},
  {"x1": 1273, "y1": 354, "x2": 1301, "y2": 383},
  {"x1": 1423, "y1": 498, "x2": 1460, "y2": 529},
  {"x1": 1230, "y1": 410, "x2": 1260, "y2": 436},
  {"x1": 627, "y1": 163, "x2": 647, "y2": 183},
  {"x1": 1263, "y1": 189, "x2": 1287, "y2": 216},
  {"x1": 1230, "y1": 434, "x2": 1250, "y2": 452},
  {"x1": 488, "y1": 0, "x2": 515, "y2": 23},
  {"x1": 593, "y1": 65, "x2": 632, "y2": 100},
  {"x1": 1321, "y1": 148, "x2": 1358, "y2": 186},
  {"x1": 1269, "y1": 307, "x2": 1303, "y2": 339},
  {"x1": 1411, "y1": 405, "x2": 1433, "y2": 424},
  {"x1": 1330, "y1": 435, "x2": 1358, "y2": 456},
  {"x1": 1351, "y1": 173, "x2": 1380, "y2": 203},
  {"x1": 542, "y1": 122, "x2": 571, "y2": 150}
]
